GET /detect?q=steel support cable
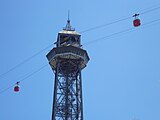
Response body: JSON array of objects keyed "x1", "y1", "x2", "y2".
[
  {"x1": 0, "y1": 64, "x2": 48, "y2": 95},
  {"x1": 140, "y1": 6, "x2": 160, "y2": 15},
  {"x1": 0, "y1": 44, "x2": 53, "y2": 80},
  {"x1": 0, "y1": 4, "x2": 160, "y2": 81},
  {"x1": 79, "y1": 16, "x2": 132, "y2": 33},
  {"x1": 82, "y1": 27, "x2": 134, "y2": 46},
  {"x1": 83, "y1": 18, "x2": 160, "y2": 46},
  {"x1": 0, "y1": 18, "x2": 160, "y2": 95},
  {"x1": 80, "y1": 5, "x2": 160, "y2": 34}
]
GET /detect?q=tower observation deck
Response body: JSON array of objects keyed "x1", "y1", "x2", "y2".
[{"x1": 46, "y1": 19, "x2": 89, "y2": 120}]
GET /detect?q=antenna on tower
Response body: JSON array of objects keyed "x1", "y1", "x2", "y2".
[
  {"x1": 68, "y1": 10, "x2": 70, "y2": 21},
  {"x1": 63, "y1": 10, "x2": 75, "y2": 31}
]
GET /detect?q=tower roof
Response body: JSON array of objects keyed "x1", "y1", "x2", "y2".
[{"x1": 59, "y1": 29, "x2": 80, "y2": 35}]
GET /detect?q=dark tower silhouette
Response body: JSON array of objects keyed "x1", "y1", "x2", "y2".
[{"x1": 46, "y1": 18, "x2": 89, "y2": 120}]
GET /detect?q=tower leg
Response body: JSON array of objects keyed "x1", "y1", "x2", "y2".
[{"x1": 52, "y1": 62, "x2": 59, "y2": 120}]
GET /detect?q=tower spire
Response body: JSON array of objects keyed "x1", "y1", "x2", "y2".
[
  {"x1": 68, "y1": 10, "x2": 70, "y2": 21},
  {"x1": 63, "y1": 10, "x2": 75, "y2": 31}
]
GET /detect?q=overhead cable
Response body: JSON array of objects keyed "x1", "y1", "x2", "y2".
[
  {"x1": 83, "y1": 18, "x2": 160, "y2": 46},
  {"x1": 1, "y1": 17, "x2": 160, "y2": 95},
  {"x1": 0, "y1": 4, "x2": 160, "y2": 81},
  {"x1": 0, "y1": 64, "x2": 48, "y2": 95},
  {"x1": 0, "y1": 44, "x2": 53, "y2": 80}
]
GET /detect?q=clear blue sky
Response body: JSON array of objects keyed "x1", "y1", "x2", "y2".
[{"x1": 0, "y1": 0, "x2": 160, "y2": 120}]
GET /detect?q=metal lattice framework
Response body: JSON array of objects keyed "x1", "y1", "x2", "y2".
[{"x1": 52, "y1": 59, "x2": 83, "y2": 120}]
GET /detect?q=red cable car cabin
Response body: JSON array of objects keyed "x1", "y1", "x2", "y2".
[
  {"x1": 14, "y1": 82, "x2": 20, "y2": 92},
  {"x1": 14, "y1": 85, "x2": 20, "y2": 92},
  {"x1": 133, "y1": 19, "x2": 141, "y2": 27},
  {"x1": 133, "y1": 13, "x2": 141, "y2": 27}
]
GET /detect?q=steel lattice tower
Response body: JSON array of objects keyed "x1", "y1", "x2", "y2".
[{"x1": 46, "y1": 19, "x2": 89, "y2": 120}]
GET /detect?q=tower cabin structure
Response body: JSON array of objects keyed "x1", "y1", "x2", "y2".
[{"x1": 46, "y1": 19, "x2": 89, "y2": 120}]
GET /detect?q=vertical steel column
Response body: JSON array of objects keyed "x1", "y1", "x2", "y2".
[
  {"x1": 79, "y1": 64, "x2": 83, "y2": 120},
  {"x1": 52, "y1": 62, "x2": 59, "y2": 120},
  {"x1": 65, "y1": 72, "x2": 69, "y2": 120}
]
